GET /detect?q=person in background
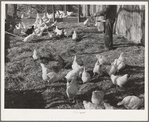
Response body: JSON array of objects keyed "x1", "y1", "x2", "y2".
[{"x1": 94, "y1": 5, "x2": 117, "y2": 51}]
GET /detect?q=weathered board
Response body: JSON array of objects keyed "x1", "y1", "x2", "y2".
[{"x1": 115, "y1": 5, "x2": 145, "y2": 43}]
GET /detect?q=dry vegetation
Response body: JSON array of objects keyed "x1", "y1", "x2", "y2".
[{"x1": 5, "y1": 21, "x2": 145, "y2": 109}]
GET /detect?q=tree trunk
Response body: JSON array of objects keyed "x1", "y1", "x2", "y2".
[{"x1": 13, "y1": 4, "x2": 17, "y2": 19}]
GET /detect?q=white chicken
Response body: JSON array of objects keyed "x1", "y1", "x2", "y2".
[
  {"x1": 109, "y1": 64, "x2": 118, "y2": 76},
  {"x1": 48, "y1": 31, "x2": 56, "y2": 38},
  {"x1": 42, "y1": 13, "x2": 48, "y2": 22},
  {"x1": 83, "y1": 101, "x2": 105, "y2": 109},
  {"x1": 21, "y1": 13, "x2": 24, "y2": 19},
  {"x1": 112, "y1": 59, "x2": 126, "y2": 73},
  {"x1": 71, "y1": 55, "x2": 82, "y2": 71},
  {"x1": 54, "y1": 26, "x2": 59, "y2": 33},
  {"x1": 59, "y1": 15, "x2": 62, "y2": 18},
  {"x1": 103, "y1": 60, "x2": 117, "y2": 76},
  {"x1": 63, "y1": 29, "x2": 67, "y2": 37},
  {"x1": 64, "y1": 29, "x2": 73, "y2": 37},
  {"x1": 15, "y1": 23, "x2": 22, "y2": 29},
  {"x1": 23, "y1": 33, "x2": 35, "y2": 42},
  {"x1": 65, "y1": 67, "x2": 82, "y2": 83},
  {"x1": 81, "y1": 67, "x2": 91, "y2": 83},
  {"x1": 38, "y1": 19, "x2": 44, "y2": 28},
  {"x1": 47, "y1": 13, "x2": 53, "y2": 19},
  {"x1": 36, "y1": 13, "x2": 40, "y2": 20},
  {"x1": 21, "y1": 22, "x2": 26, "y2": 29},
  {"x1": 34, "y1": 28, "x2": 40, "y2": 35},
  {"x1": 117, "y1": 96, "x2": 143, "y2": 109},
  {"x1": 33, "y1": 23, "x2": 38, "y2": 30},
  {"x1": 13, "y1": 23, "x2": 22, "y2": 35},
  {"x1": 57, "y1": 30, "x2": 63, "y2": 36},
  {"x1": 117, "y1": 61, "x2": 126, "y2": 72},
  {"x1": 34, "y1": 13, "x2": 40, "y2": 25},
  {"x1": 117, "y1": 52, "x2": 126, "y2": 72},
  {"x1": 103, "y1": 102, "x2": 115, "y2": 109},
  {"x1": 72, "y1": 30, "x2": 78, "y2": 41},
  {"x1": 93, "y1": 60, "x2": 101, "y2": 77},
  {"x1": 118, "y1": 52, "x2": 125, "y2": 62},
  {"x1": 111, "y1": 52, "x2": 126, "y2": 72},
  {"x1": 45, "y1": 18, "x2": 51, "y2": 24},
  {"x1": 91, "y1": 90, "x2": 105, "y2": 105},
  {"x1": 40, "y1": 63, "x2": 60, "y2": 82},
  {"x1": 48, "y1": 31, "x2": 52, "y2": 38},
  {"x1": 66, "y1": 77, "x2": 78, "y2": 99},
  {"x1": 59, "y1": 10, "x2": 64, "y2": 15},
  {"x1": 55, "y1": 27, "x2": 63, "y2": 37},
  {"x1": 33, "y1": 30, "x2": 44, "y2": 40},
  {"x1": 39, "y1": 25, "x2": 46, "y2": 32},
  {"x1": 55, "y1": 11, "x2": 60, "y2": 18},
  {"x1": 62, "y1": 14, "x2": 68, "y2": 18},
  {"x1": 84, "y1": 18, "x2": 89, "y2": 26},
  {"x1": 96, "y1": 54, "x2": 107, "y2": 65},
  {"x1": 32, "y1": 49, "x2": 39, "y2": 60},
  {"x1": 44, "y1": 24, "x2": 48, "y2": 30},
  {"x1": 110, "y1": 74, "x2": 129, "y2": 87},
  {"x1": 67, "y1": 11, "x2": 73, "y2": 16}
]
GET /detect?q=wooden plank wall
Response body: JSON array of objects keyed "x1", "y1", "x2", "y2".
[
  {"x1": 115, "y1": 5, "x2": 145, "y2": 43},
  {"x1": 81, "y1": 5, "x2": 103, "y2": 17}
]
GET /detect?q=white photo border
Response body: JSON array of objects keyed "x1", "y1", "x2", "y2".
[{"x1": 1, "y1": 1, "x2": 148, "y2": 121}]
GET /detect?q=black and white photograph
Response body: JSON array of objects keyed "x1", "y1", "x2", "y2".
[{"x1": 2, "y1": 1, "x2": 148, "y2": 121}]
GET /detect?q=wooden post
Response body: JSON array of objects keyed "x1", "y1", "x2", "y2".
[
  {"x1": 85, "y1": 5, "x2": 87, "y2": 17},
  {"x1": 94, "y1": 5, "x2": 96, "y2": 13},
  {"x1": 64, "y1": 5, "x2": 67, "y2": 15},
  {"x1": 5, "y1": 4, "x2": 9, "y2": 30},
  {"x1": 78, "y1": 5, "x2": 80, "y2": 23},
  {"x1": 45, "y1": 5, "x2": 47, "y2": 14},
  {"x1": 12, "y1": 4, "x2": 17, "y2": 19},
  {"x1": 82, "y1": 5, "x2": 85, "y2": 17},
  {"x1": 52, "y1": 5, "x2": 55, "y2": 22},
  {"x1": 6, "y1": 4, "x2": 8, "y2": 20},
  {"x1": 90, "y1": 5, "x2": 93, "y2": 16},
  {"x1": 85, "y1": 5, "x2": 89, "y2": 17}
]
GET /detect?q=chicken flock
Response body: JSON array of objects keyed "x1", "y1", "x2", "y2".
[
  {"x1": 10, "y1": 12, "x2": 144, "y2": 110},
  {"x1": 12, "y1": 11, "x2": 93, "y2": 42}
]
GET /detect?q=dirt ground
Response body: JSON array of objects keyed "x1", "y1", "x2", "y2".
[{"x1": 5, "y1": 22, "x2": 145, "y2": 109}]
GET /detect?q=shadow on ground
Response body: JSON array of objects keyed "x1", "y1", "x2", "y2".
[
  {"x1": 117, "y1": 65, "x2": 144, "y2": 75},
  {"x1": 5, "y1": 89, "x2": 45, "y2": 108}
]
